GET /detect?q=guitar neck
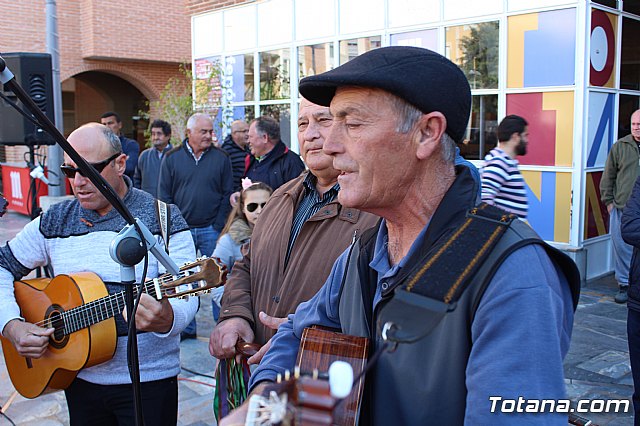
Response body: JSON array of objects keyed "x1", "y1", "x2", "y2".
[{"x1": 55, "y1": 272, "x2": 183, "y2": 336}]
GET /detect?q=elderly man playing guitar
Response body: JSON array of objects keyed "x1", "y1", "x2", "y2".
[{"x1": 0, "y1": 123, "x2": 200, "y2": 425}]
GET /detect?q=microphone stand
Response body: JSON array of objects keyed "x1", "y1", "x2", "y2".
[{"x1": 0, "y1": 55, "x2": 182, "y2": 426}]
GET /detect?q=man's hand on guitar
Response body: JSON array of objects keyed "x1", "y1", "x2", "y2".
[
  {"x1": 209, "y1": 317, "x2": 254, "y2": 360},
  {"x1": 3, "y1": 319, "x2": 54, "y2": 358},
  {"x1": 121, "y1": 293, "x2": 174, "y2": 333},
  {"x1": 247, "y1": 312, "x2": 287, "y2": 365}
]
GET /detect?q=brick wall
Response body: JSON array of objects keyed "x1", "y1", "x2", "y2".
[
  {"x1": 185, "y1": 0, "x2": 255, "y2": 16},
  {"x1": 0, "y1": 1, "x2": 190, "y2": 165},
  {"x1": 0, "y1": 1, "x2": 190, "y2": 102}
]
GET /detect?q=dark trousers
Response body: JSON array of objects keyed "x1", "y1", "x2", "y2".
[
  {"x1": 64, "y1": 377, "x2": 178, "y2": 426},
  {"x1": 628, "y1": 308, "x2": 640, "y2": 425}
]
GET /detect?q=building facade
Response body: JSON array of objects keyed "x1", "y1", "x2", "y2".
[{"x1": 191, "y1": 0, "x2": 640, "y2": 280}]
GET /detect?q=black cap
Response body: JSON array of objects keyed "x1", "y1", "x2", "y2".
[{"x1": 298, "y1": 46, "x2": 472, "y2": 143}]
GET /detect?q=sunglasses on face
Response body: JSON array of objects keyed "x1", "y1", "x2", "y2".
[
  {"x1": 245, "y1": 202, "x2": 267, "y2": 213},
  {"x1": 60, "y1": 152, "x2": 122, "y2": 179}
]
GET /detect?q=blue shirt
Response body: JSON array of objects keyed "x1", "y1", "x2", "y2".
[
  {"x1": 251, "y1": 220, "x2": 574, "y2": 425},
  {"x1": 455, "y1": 146, "x2": 481, "y2": 203}
]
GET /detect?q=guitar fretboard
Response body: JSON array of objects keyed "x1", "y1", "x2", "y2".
[{"x1": 43, "y1": 271, "x2": 195, "y2": 335}]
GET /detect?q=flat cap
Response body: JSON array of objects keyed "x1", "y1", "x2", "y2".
[{"x1": 298, "y1": 46, "x2": 471, "y2": 143}]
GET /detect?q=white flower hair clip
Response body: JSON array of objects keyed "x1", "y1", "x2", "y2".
[{"x1": 241, "y1": 177, "x2": 254, "y2": 191}]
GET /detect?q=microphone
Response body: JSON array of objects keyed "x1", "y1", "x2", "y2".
[{"x1": 29, "y1": 164, "x2": 50, "y2": 185}]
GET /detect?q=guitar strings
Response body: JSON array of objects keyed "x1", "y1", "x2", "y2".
[{"x1": 32, "y1": 271, "x2": 192, "y2": 334}]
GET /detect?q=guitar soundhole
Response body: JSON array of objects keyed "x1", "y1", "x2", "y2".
[{"x1": 45, "y1": 305, "x2": 69, "y2": 349}]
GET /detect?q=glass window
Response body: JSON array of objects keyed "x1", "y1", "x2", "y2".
[
  {"x1": 213, "y1": 105, "x2": 255, "y2": 144},
  {"x1": 260, "y1": 104, "x2": 291, "y2": 147},
  {"x1": 388, "y1": 0, "x2": 439, "y2": 27},
  {"x1": 446, "y1": 22, "x2": 499, "y2": 90},
  {"x1": 295, "y1": 0, "x2": 335, "y2": 41},
  {"x1": 260, "y1": 49, "x2": 290, "y2": 100},
  {"x1": 298, "y1": 43, "x2": 334, "y2": 79},
  {"x1": 390, "y1": 29, "x2": 438, "y2": 51},
  {"x1": 193, "y1": 13, "x2": 223, "y2": 57},
  {"x1": 339, "y1": 36, "x2": 382, "y2": 65},
  {"x1": 618, "y1": 94, "x2": 640, "y2": 139},
  {"x1": 223, "y1": 54, "x2": 254, "y2": 102},
  {"x1": 194, "y1": 57, "x2": 223, "y2": 109},
  {"x1": 444, "y1": 0, "x2": 502, "y2": 20},
  {"x1": 593, "y1": 0, "x2": 618, "y2": 9},
  {"x1": 621, "y1": 17, "x2": 640, "y2": 91},
  {"x1": 458, "y1": 95, "x2": 498, "y2": 160},
  {"x1": 224, "y1": 5, "x2": 257, "y2": 52},
  {"x1": 258, "y1": 0, "x2": 292, "y2": 47},
  {"x1": 625, "y1": 1, "x2": 640, "y2": 15},
  {"x1": 339, "y1": 0, "x2": 384, "y2": 34}
]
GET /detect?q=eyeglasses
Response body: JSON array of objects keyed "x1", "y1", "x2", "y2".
[
  {"x1": 60, "y1": 152, "x2": 122, "y2": 179},
  {"x1": 245, "y1": 202, "x2": 267, "y2": 213},
  {"x1": 233, "y1": 130, "x2": 249, "y2": 134}
]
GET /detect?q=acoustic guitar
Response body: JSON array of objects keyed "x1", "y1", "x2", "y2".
[
  {"x1": 242, "y1": 327, "x2": 369, "y2": 426},
  {"x1": 0, "y1": 257, "x2": 225, "y2": 398}
]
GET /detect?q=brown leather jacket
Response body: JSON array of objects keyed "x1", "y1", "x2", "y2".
[{"x1": 218, "y1": 172, "x2": 379, "y2": 345}]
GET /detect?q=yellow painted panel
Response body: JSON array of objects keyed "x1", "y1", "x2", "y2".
[
  {"x1": 542, "y1": 91, "x2": 574, "y2": 167},
  {"x1": 521, "y1": 170, "x2": 542, "y2": 200},
  {"x1": 507, "y1": 13, "x2": 539, "y2": 88},
  {"x1": 603, "y1": 12, "x2": 617, "y2": 88},
  {"x1": 554, "y1": 172, "x2": 572, "y2": 243}
]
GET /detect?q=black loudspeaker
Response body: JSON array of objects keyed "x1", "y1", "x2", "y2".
[{"x1": 0, "y1": 52, "x2": 56, "y2": 146}]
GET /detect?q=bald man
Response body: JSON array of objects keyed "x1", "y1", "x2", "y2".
[{"x1": 0, "y1": 123, "x2": 198, "y2": 424}]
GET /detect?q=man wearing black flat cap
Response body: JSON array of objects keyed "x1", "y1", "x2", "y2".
[{"x1": 221, "y1": 47, "x2": 579, "y2": 425}]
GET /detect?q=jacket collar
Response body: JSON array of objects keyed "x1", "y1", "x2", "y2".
[{"x1": 283, "y1": 171, "x2": 364, "y2": 223}]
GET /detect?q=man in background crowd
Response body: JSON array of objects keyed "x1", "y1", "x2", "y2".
[
  {"x1": 100, "y1": 111, "x2": 140, "y2": 179},
  {"x1": 134, "y1": 119, "x2": 173, "y2": 197},
  {"x1": 221, "y1": 120, "x2": 250, "y2": 192},
  {"x1": 159, "y1": 112, "x2": 233, "y2": 339},
  {"x1": 245, "y1": 116, "x2": 305, "y2": 191},
  {"x1": 481, "y1": 114, "x2": 529, "y2": 219},
  {"x1": 602, "y1": 109, "x2": 640, "y2": 304}
]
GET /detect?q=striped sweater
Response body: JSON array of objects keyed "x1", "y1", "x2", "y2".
[{"x1": 480, "y1": 147, "x2": 528, "y2": 218}]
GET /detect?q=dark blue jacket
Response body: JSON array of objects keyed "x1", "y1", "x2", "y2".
[
  {"x1": 120, "y1": 135, "x2": 140, "y2": 179},
  {"x1": 245, "y1": 141, "x2": 305, "y2": 191},
  {"x1": 622, "y1": 176, "x2": 640, "y2": 311},
  {"x1": 133, "y1": 144, "x2": 172, "y2": 197},
  {"x1": 158, "y1": 141, "x2": 233, "y2": 231}
]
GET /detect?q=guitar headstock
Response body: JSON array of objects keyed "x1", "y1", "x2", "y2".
[
  {"x1": 0, "y1": 193, "x2": 7, "y2": 218},
  {"x1": 244, "y1": 363, "x2": 353, "y2": 426},
  {"x1": 161, "y1": 257, "x2": 227, "y2": 298}
]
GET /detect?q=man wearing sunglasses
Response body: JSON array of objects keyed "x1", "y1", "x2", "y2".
[{"x1": 0, "y1": 123, "x2": 198, "y2": 424}]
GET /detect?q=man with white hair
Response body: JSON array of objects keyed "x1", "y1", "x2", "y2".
[{"x1": 159, "y1": 113, "x2": 233, "y2": 337}]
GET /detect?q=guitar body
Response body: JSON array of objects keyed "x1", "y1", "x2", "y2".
[
  {"x1": 296, "y1": 327, "x2": 369, "y2": 426},
  {"x1": 0, "y1": 273, "x2": 117, "y2": 398}
]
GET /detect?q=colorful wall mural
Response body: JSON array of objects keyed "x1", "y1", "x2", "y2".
[
  {"x1": 590, "y1": 9, "x2": 617, "y2": 88},
  {"x1": 507, "y1": 9, "x2": 576, "y2": 88},
  {"x1": 506, "y1": 92, "x2": 574, "y2": 167},
  {"x1": 523, "y1": 171, "x2": 572, "y2": 243}
]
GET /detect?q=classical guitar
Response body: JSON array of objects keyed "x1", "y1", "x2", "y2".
[
  {"x1": 0, "y1": 257, "x2": 225, "y2": 398},
  {"x1": 242, "y1": 327, "x2": 369, "y2": 426}
]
